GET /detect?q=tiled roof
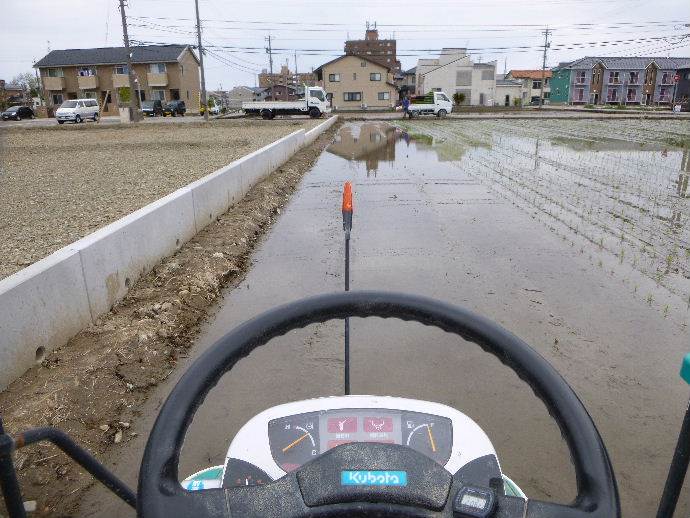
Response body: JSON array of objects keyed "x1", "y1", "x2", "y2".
[
  {"x1": 565, "y1": 56, "x2": 690, "y2": 70},
  {"x1": 508, "y1": 70, "x2": 553, "y2": 79},
  {"x1": 35, "y1": 45, "x2": 195, "y2": 67}
]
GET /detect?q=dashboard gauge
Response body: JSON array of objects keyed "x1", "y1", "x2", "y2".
[
  {"x1": 268, "y1": 412, "x2": 320, "y2": 472},
  {"x1": 402, "y1": 411, "x2": 453, "y2": 465}
]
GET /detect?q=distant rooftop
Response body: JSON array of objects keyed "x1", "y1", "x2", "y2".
[
  {"x1": 34, "y1": 45, "x2": 195, "y2": 68},
  {"x1": 564, "y1": 56, "x2": 690, "y2": 70},
  {"x1": 508, "y1": 69, "x2": 553, "y2": 80}
]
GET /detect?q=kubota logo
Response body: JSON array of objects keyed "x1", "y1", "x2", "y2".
[{"x1": 340, "y1": 470, "x2": 408, "y2": 486}]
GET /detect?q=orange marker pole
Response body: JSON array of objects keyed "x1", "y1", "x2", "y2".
[{"x1": 342, "y1": 182, "x2": 353, "y2": 395}]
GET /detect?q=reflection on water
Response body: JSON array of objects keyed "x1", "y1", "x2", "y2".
[{"x1": 326, "y1": 123, "x2": 470, "y2": 175}]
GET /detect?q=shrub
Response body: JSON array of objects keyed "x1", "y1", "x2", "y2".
[{"x1": 453, "y1": 92, "x2": 466, "y2": 105}]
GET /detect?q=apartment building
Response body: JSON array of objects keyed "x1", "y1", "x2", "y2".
[
  {"x1": 315, "y1": 55, "x2": 397, "y2": 110},
  {"x1": 345, "y1": 24, "x2": 401, "y2": 73},
  {"x1": 34, "y1": 44, "x2": 200, "y2": 115},
  {"x1": 258, "y1": 65, "x2": 316, "y2": 88},
  {"x1": 416, "y1": 49, "x2": 496, "y2": 106},
  {"x1": 505, "y1": 70, "x2": 551, "y2": 104},
  {"x1": 556, "y1": 56, "x2": 690, "y2": 105}
]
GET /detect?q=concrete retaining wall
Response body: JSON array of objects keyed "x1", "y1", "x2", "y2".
[{"x1": 0, "y1": 116, "x2": 337, "y2": 390}]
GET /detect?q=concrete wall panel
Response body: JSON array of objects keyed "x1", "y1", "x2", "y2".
[{"x1": 0, "y1": 249, "x2": 92, "y2": 389}]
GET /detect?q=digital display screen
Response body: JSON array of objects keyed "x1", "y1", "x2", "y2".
[{"x1": 461, "y1": 493, "x2": 487, "y2": 509}]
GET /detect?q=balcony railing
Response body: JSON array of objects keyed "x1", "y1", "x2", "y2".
[
  {"x1": 607, "y1": 79, "x2": 621, "y2": 85},
  {"x1": 42, "y1": 76, "x2": 65, "y2": 91},
  {"x1": 112, "y1": 74, "x2": 130, "y2": 88},
  {"x1": 147, "y1": 72, "x2": 168, "y2": 87},
  {"x1": 659, "y1": 95, "x2": 672, "y2": 103},
  {"x1": 574, "y1": 77, "x2": 587, "y2": 84},
  {"x1": 626, "y1": 96, "x2": 637, "y2": 102},
  {"x1": 77, "y1": 75, "x2": 98, "y2": 90}
]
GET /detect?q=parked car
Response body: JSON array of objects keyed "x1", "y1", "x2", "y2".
[
  {"x1": 55, "y1": 99, "x2": 99, "y2": 124},
  {"x1": 163, "y1": 100, "x2": 186, "y2": 117},
  {"x1": 1, "y1": 106, "x2": 35, "y2": 121},
  {"x1": 142, "y1": 100, "x2": 164, "y2": 117}
]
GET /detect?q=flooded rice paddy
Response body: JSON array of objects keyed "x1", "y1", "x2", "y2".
[{"x1": 394, "y1": 119, "x2": 690, "y2": 311}]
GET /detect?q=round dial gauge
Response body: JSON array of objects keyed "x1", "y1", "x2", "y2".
[
  {"x1": 402, "y1": 412, "x2": 453, "y2": 465},
  {"x1": 268, "y1": 412, "x2": 320, "y2": 472}
]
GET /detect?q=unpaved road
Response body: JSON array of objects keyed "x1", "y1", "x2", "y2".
[
  {"x1": 81, "y1": 121, "x2": 689, "y2": 517},
  {"x1": 0, "y1": 119, "x2": 319, "y2": 279}
]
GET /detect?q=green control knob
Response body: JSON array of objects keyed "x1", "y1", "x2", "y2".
[{"x1": 680, "y1": 353, "x2": 690, "y2": 385}]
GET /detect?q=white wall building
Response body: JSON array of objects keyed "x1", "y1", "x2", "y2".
[{"x1": 416, "y1": 49, "x2": 496, "y2": 106}]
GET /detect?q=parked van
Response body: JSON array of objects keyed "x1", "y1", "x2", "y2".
[{"x1": 55, "y1": 99, "x2": 100, "y2": 124}]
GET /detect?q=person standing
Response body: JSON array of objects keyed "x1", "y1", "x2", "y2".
[{"x1": 402, "y1": 95, "x2": 410, "y2": 118}]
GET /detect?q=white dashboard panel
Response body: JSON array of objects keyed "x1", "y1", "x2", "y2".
[{"x1": 223, "y1": 395, "x2": 499, "y2": 481}]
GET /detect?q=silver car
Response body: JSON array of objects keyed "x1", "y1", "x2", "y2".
[{"x1": 55, "y1": 99, "x2": 100, "y2": 124}]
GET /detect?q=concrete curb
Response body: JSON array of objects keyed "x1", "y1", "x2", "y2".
[{"x1": 0, "y1": 116, "x2": 338, "y2": 390}]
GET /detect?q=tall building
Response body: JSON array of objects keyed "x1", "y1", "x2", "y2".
[
  {"x1": 344, "y1": 23, "x2": 401, "y2": 73},
  {"x1": 258, "y1": 65, "x2": 316, "y2": 88}
]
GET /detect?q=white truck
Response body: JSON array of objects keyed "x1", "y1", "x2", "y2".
[
  {"x1": 242, "y1": 86, "x2": 331, "y2": 119},
  {"x1": 405, "y1": 91, "x2": 453, "y2": 118}
]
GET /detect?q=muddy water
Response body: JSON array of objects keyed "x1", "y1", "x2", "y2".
[{"x1": 83, "y1": 122, "x2": 690, "y2": 517}]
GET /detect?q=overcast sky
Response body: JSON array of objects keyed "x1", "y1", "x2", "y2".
[{"x1": 3, "y1": 0, "x2": 689, "y2": 90}]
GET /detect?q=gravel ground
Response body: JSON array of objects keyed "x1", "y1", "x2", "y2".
[
  {"x1": 0, "y1": 119, "x2": 320, "y2": 280},
  {"x1": 0, "y1": 125, "x2": 338, "y2": 517}
]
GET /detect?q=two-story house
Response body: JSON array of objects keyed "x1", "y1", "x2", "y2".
[
  {"x1": 505, "y1": 70, "x2": 551, "y2": 105},
  {"x1": 34, "y1": 44, "x2": 200, "y2": 116},
  {"x1": 315, "y1": 55, "x2": 397, "y2": 110},
  {"x1": 557, "y1": 56, "x2": 690, "y2": 105},
  {"x1": 415, "y1": 49, "x2": 496, "y2": 106}
]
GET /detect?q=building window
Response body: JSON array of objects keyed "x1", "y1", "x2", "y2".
[
  {"x1": 52, "y1": 93, "x2": 64, "y2": 105},
  {"x1": 187, "y1": 90, "x2": 190, "y2": 99},
  {"x1": 181, "y1": 65, "x2": 184, "y2": 76},
  {"x1": 47, "y1": 68, "x2": 63, "y2": 77},
  {"x1": 607, "y1": 88, "x2": 618, "y2": 102},
  {"x1": 660, "y1": 87, "x2": 670, "y2": 102},
  {"x1": 149, "y1": 63, "x2": 166, "y2": 73},
  {"x1": 575, "y1": 71, "x2": 586, "y2": 84},
  {"x1": 456, "y1": 70, "x2": 472, "y2": 86},
  {"x1": 78, "y1": 67, "x2": 95, "y2": 77},
  {"x1": 329, "y1": 73, "x2": 340, "y2": 82},
  {"x1": 343, "y1": 92, "x2": 362, "y2": 101},
  {"x1": 360, "y1": 61, "x2": 367, "y2": 67},
  {"x1": 609, "y1": 71, "x2": 620, "y2": 84},
  {"x1": 662, "y1": 72, "x2": 672, "y2": 84},
  {"x1": 370, "y1": 73, "x2": 381, "y2": 81},
  {"x1": 82, "y1": 91, "x2": 97, "y2": 99},
  {"x1": 114, "y1": 65, "x2": 128, "y2": 75},
  {"x1": 481, "y1": 69, "x2": 494, "y2": 81},
  {"x1": 353, "y1": 73, "x2": 357, "y2": 80},
  {"x1": 629, "y1": 71, "x2": 639, "y2": 84},
  {"x1": 574, "y1": 88, "x2": 584, "y2": 101},
  {"x1": 378, "y1": 91, "x2": 390, "y2": 100},
  {"x1": 152, "y1": 89, "x2": 165, "y2": 101},
  {"x1": 532, "y1": 80, "x2": 542, "y2": 89},
  {"x1": 627, "y1": 88, "x2": 637, "y2": 102}
]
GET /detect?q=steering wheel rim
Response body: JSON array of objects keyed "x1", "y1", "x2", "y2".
[{"x1": 138, "y1": 290, "x2": 619, "y2": 518}]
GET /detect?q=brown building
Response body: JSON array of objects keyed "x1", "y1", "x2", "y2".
[
  {"x1": 258, "y1": 65, "x2": 316, "y2": 88},
  {"x1": 315, "y1": 55, "x2": 397, "y2": 110},
  {"x1": 344, "y1": 24, "x2": 401, "y2": 72},
  {"x1": 34, "y1": 44, "x2": 200, "y2": 116}
]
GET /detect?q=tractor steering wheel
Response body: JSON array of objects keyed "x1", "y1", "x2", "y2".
[{"x1": 138, "y1": 291, "x2": 620, "y2": 518}]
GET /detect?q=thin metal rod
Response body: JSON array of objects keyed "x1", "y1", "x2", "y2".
[
  {"x1": 344, "y1": 231, "x2": 350, "y2": 395},
  {"x1": 657, "y1": 397, "x2": 690, "y2": 518},
  {"x1": 0, "y1": 418, "x2": 26, "y2": 518}
]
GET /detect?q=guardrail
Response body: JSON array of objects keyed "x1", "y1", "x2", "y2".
[{"x1": 0, "y1": 116, "x2": 338, "y2": 390}]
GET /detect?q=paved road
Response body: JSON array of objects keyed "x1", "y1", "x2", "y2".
[
  {"x1": 0, "y1": 114, "x2": 210, "y2": 128},
  {"x1": 82, "y1": 121, "x2": 689, "y2": 517}
]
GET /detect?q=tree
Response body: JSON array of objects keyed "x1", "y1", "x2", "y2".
[
  {"x1": 11, "y1": 72, "x2": 40, "y2": 98},
  {"x1": 453, "y1": 92, "x2": 466, "y2": 106}
]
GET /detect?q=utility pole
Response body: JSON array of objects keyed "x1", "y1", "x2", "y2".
[
  {"x1": 265, "y1": 35, "x2": 274, "y2": 87},
  {"x1": 195, "y1": 0, "x2": 209, "y2": 121},
  {"x1": 118, "y1": 0, "x2": 139, "y2": 121},
  {"x1": 539, "y1": 26, "x2": 551, "y2": 109}
]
